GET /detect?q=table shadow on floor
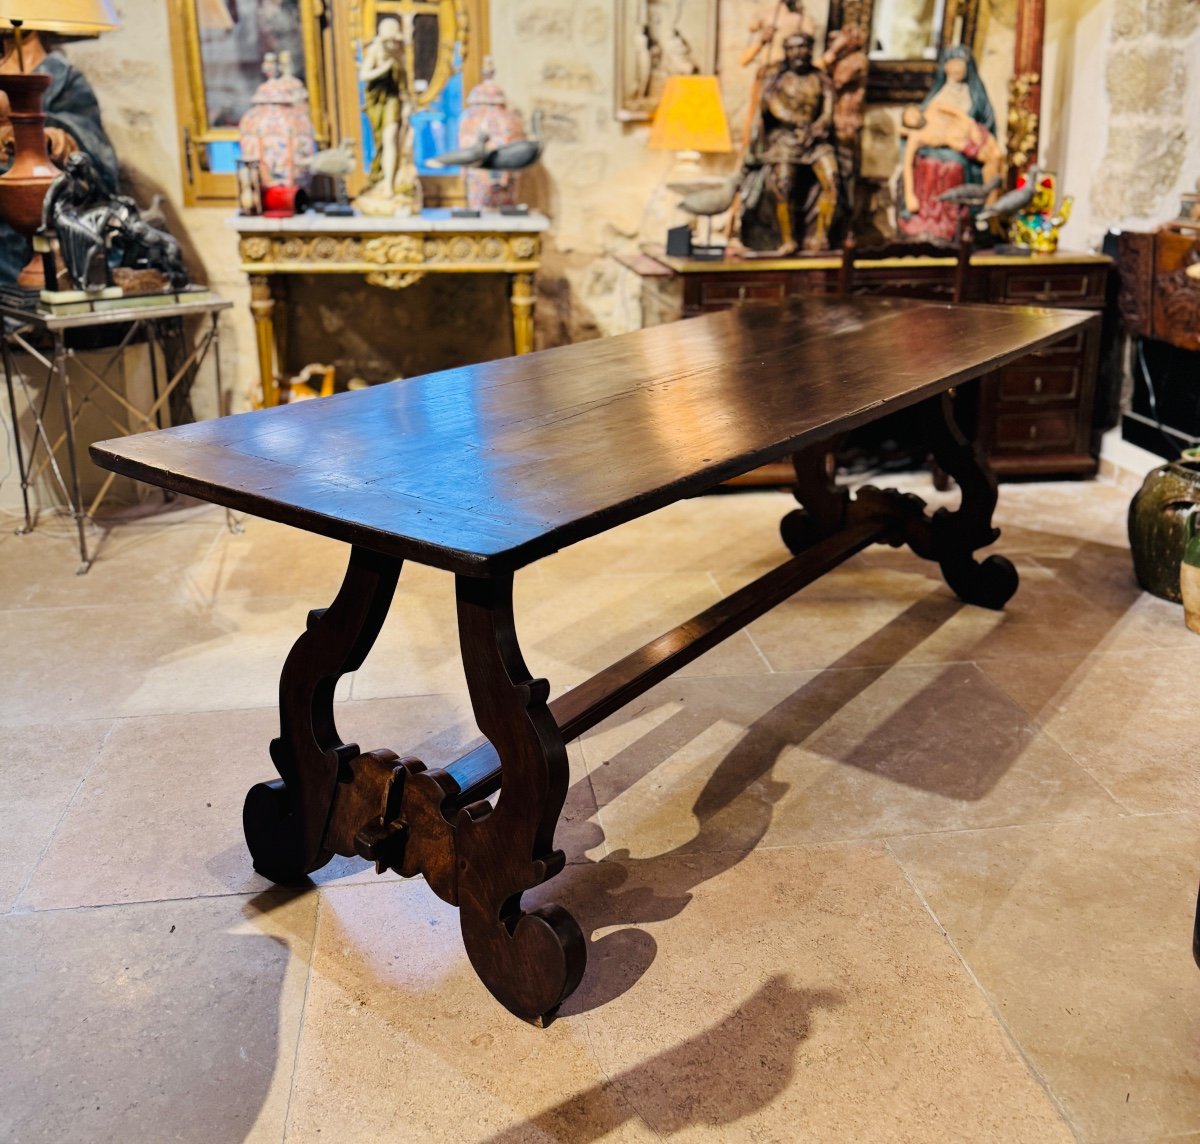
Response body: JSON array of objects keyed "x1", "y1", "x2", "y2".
[{"x1": 483, "y1": 977, "x2": 843, "y2": 1144}]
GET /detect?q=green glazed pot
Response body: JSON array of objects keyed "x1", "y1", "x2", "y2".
[
  {"x1": 1182, "y1": 508, "x2": 1200, "y2": 634},
  {"x1": 1128, "y1": 460, "x2": 1200, "y2": 602}
]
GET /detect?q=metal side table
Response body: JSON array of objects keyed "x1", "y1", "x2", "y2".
[{"x1": 1, "y1": 292, "x2": 233, "y2": 572}]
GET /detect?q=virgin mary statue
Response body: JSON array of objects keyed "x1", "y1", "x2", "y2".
[{"x1": 897, "y1": 44, "x2": 999, "y2": 240}]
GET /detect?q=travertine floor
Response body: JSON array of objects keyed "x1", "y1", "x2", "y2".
[{"x1": 1, "y1": 476, "x2": 1197, "y2": 1144}]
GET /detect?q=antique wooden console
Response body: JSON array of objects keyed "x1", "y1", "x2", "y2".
[
  {"x1": 621, "y1": 247, "x2": 1113, "y2": 479},
  {"x1": 91, "y1": 296, "x2": 1093, "y2": 1024}
]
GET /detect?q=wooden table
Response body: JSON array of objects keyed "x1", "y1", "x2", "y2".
[
  {"x1": 231, "y1": 209, "x2": 550, "y2": 407},
  {"x1": 620, "y1": 246, "x2": 1114, "y2": 480},
  {"x1": 91, "y1": 296, "x2": 1094, "y2": 1024}
]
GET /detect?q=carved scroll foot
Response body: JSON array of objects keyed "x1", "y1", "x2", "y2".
[
  {"x1": 244, "y1": 546, "x2": 401, "y2": 884},
  {"x1": 452, "y1": 574, "x2": 586, "y2": 1023},
  {"x1": 938, "y1": 547, "x2": 1020, "y2": 610},
  {"x1": 846, "y1": 393, "x2": 1019, "y2": 611}
]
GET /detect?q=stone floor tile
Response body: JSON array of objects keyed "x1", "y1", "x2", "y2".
[
  {"x1": 889, "y1": 814, "x2": 1200, "y2": 1143},
  {"x1": 983, "y1": 645, "x2": 1200, "y2": 814},
  {"x1": 0, "y1": 890, "x2": 316, "y2": 1144},
  {"x1": 351, "y1": 570, "x2": 768, "y2": 702},
  {"x1": 992, "y1": 478, "x2": 1133, "y2": 552},
  {"x1": 184, "y1": 514, "x2": 356, "y2": 606},
  {"x1": 580, "y1": 665, "x2": 1122, "y2": 856},
  {"x1": 535, "y1": 489, "x2": 795, "y2": 580},
  {"x1": 0, "y1": 595, "x2": 349, "y2": 726},
  {"x1": 285, "y1": 847, "x2": 1073, "y2": 1143},
  {"x1": 0, "y1": 508, "x2": 224, "y2": 610},
  {"x1": 547, "y1": 844, "x2": 1075, "y2": 1143},
  {"x1": 285, "y1": 880, "x2": 655, "y2": 1144},
  {"x1": 19, "y1": 697, "x2": 603, "y2": 912},
  {"x1": 0, "y1": 719, "x2": 112, "y2": 910}
]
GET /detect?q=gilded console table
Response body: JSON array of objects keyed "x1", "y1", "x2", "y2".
[{"x1": 230, "y1": 210, "x2": 550, "y2": 407}]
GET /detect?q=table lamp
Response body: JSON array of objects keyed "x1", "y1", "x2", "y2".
[
  {"x1": 648, "y1": 75, "x2": 733, "y2": 260},
  {"x1": 0, "y1": 0, "x2": 120, "y2": 291}
]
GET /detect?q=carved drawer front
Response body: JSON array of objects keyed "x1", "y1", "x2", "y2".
[
  {"x1": 996, "y1": 362, "x2": 1080, "y2": 403},
  {"x1": 699, "y1": 278, "x2": 788, "y2": 308},
  {"x1": 994, "y1": 409, "x2": 1079, "y2": 450},
  {"x1": 1025, "y1": 330, "x2": 1087, "y2": 359},
  {"x1": 1002, "y1": 270, "x2": 1104, "y2": 307}
]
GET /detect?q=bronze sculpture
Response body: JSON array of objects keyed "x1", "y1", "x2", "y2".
[{"x1": 39, "y1": 152, "x2": 187, "y2": 295}]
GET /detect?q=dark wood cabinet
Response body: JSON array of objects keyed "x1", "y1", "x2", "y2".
[{"x1": 620, "y1": 247, "x2": 1113, "y2": 478}]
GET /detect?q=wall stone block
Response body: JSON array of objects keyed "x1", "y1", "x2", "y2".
[
  {"x1": 1105, "y1": 46, "x2": 1188, "y2": 115},
  {"x1": 1111, "y1": 0, "x2": 1147, "y2": 37},
  {"x1": 1146, "y1": 0, "x2": 1200, "y2": 37},
  {"x1": 541, "y1": 60, "x2": 603, "y2": 93},
  {"x1": 513, "y1": 3, "x2": 575, "y2": 41}
]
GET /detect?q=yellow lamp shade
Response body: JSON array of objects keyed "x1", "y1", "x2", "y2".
[
  {"x1": 648, "y1": 76, "x2": 732, "y2": 154},
  {"x1": 0, "y1": 0, "x2": 120, "y2": 34}
]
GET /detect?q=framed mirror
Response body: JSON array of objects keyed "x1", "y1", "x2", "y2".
[
  {"x1": 828, "y1": 0, "x2": 980, "y2": 103},
  {"x1": 169, "y1": 0, "x2": 329, "y2": 204}
]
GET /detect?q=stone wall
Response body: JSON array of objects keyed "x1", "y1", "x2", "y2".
[
  {"x1": 2, "y1": 0, "x2": 1196, "y2": 516},
  {"x1": 1085, "y1": 0, "x2": 1199, "y2": 243}
]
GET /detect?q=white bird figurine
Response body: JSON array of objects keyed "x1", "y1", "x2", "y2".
[
  {"x1": 297, "y1": 138, "x2": 358, "y2": 180},
  {"x1": 428, "y1": 132, "x2": 492, "y2": 170},
  {"x1": 668, "y1": 175, "x2": 741, "y2": 219},
  {"x1": 936, "y1": 175, "x2": 1002, "y2": 207},
  {"x1": 975, "y1": 167, "x2": 1041, "y2": 224}
]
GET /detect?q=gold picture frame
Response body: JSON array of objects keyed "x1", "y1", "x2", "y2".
[
  {"x1": 615, "y1": 0, "x2": 719, "y2": 123},
  {"x1": 336, "y1": 0, "x2": 483, "y2": 201},
  {"x1": 358, "y1": 0, "x2": 469, "y2": 111},
  {"x1": 169, "y1": 0, "x2": 329, "y2": 205}
]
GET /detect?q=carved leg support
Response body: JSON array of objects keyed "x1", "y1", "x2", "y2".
[
  {"x1": 781, "y1": 436, "x2": 848, "y2": 554},
  {"x1": 850, "y1": 392, "x2": 1019, "y2": 610},
  {"x1": 243, "y1": 545, "x2": 401, "y2": 883},
  {"x1": 451, "y1": 573, "x2": 585, "y2": 1024}
]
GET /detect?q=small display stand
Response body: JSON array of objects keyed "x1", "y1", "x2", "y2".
[{"x1": 1, "y1": 289, "x2": 233, "y2": 572}]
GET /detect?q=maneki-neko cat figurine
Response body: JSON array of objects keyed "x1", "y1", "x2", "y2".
[{"x1": 1008, "y1": 171, "x2": 1073, "y2": 253}]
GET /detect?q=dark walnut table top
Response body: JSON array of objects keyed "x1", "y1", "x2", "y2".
[{"x1": 92, "y1": 296, "x2": 1094, "y2": 577}]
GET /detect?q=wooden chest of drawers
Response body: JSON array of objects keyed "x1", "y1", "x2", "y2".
[
  {"x1": 978, "y1": 262, "x2": 1107, "y2": 476},
  {"x1": 623, "y1": 248, "x2": 1113, "y2": 478}
]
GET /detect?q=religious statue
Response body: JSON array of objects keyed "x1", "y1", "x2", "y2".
[
  {"x1": 737, "y1": 0, "x2": 814, "y2": 146},
  {"x1": 40, "y1": 152, "x2": 188, "y2": 296},
  {"x1": 357, "y1": 17, "x2": 421, "y2": 216},
  {"x1": 739, "y1": 0, "x2": 816, "y2": 72},
  {"x1": 0, "y1": 28, "x2": 119, "y2": 285},
  {"x1": 897, "y1": 45, "x2": 1002, "y2": 241},
  {"x1": 821, "y1": 23, "x2": 869, "y2": 193},
  {"x1": 738, "y1": 33, "x2": 839, "y2": 254}
]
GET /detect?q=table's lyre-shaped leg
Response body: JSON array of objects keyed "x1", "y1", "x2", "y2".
[
  {"x1": 452, "y1": 573, "x2": 585, "y2": 1025},
  {"x1": 243, "y1": 545, "x2": 401, "y2": 883}
]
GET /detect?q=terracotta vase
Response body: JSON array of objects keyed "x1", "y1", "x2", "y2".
[
  {"x1": 458, "y1": 58, "x2": 525, "y2": 210},
  {"x1": 0, "y1": 72, "x2": 57, "y2": 290},
  {"x1": 1127, "y1": 459, "x2": 1200, "y2": 602}
]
